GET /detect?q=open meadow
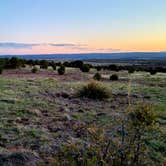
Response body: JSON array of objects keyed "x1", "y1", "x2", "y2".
[{"x1": 0, "y1": 63, "x2": 165, "y2": 165}]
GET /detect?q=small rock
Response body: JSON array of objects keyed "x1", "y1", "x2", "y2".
[
  {"x1": 56, "y1": 92, "x2": 69, "y2": 98},
  {"x1": 110, "y1": 105, "x2": 116, "y2": 109},
  {"x1": 132, "y1": 94, "x2": 141, "y2": 98},
  {"x1": 0, "y1": 98, "x2": 18, "y2": 104},
  {"x1": 7, "y1": 119, "x2": 15, "y2": 123},
  {"x1": 0, "y1": 151, "x2": 41, "y2": 166},
  {"x1": 15, "y1": 117, "x2": 22, "y2": 123},
  {"x1": 59, "y1": 107, "x2": 65, "y2": 112},
  {"x1": 143, "y1": 95, "x2": 151, "y2": 99},
  {"x1": 28, "y1": 109, "x2": 42, "y2": 117},
  {"x1": 61, "y1": 92, "x2": 69, "y2": 98},
  {"x1": 63, "y1": 113, "x2": 72, "y2": 121},
  {"x1": 78, "y1": 109, "x2": 84, "y2": 113},
  {"x1": 115, "y1": 93, "x2": 128, "y2": 97},
  {"x1": 97, "y1": 112, "x2": 106, "y2": 116}
]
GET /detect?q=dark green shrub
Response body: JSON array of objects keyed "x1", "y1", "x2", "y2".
[
  {"x1": 96, "y1": 66, "x2": 102, "y2": 71},
  {"x1": 93, "y1": 73, "x2": 102, "y2": 81},
  {"x1": 58, "y1": 65, "x2": 65, "y2": 75},
  {"x1": 150, "y1": 70, "x2": 157, "y2": 75},
  {"x1": 26, "y1": 59, "x2": 35, "y2": 66},
  {"x1": 63, "y1": 61, "x2": 70, "y2": 67},
  {"x1": 51, "y1": 63, "x2": 56, "y2": 70},
  {"x1": 9, "y1": 57, "x2": 22, "y2": 69},
  {"x1": 72, "y1": 60, "x2": 84, "y2": 68},
  {"x1": 31, "y1": 67, "x2": 38, "y2": 73},
  {"x1": 108, "y1": 64, "x2": 118, "y2": 71},
  {"x1": 0, "y1": 67, "x2": 3, "y2": 74},
  {"x1": 128, "y1": 68, "x2": 135, "y2": 73},
  {"x1": 0, "y1": 60, "x2": 5, "y2": 74},
  {"x1": 40, "y1": 60, "x2": 48, "y2": 69},
  {"x1": 56, "y1": 62, "x2": 62, "y2": 66},
  {"x1": 80, "y1": 64, "x2": 90, "y2": 72},
  {"x1": 77, "y1": 81, "x2": 111, "y2": 99},
  {"x1": 110, "y1": 74, "x2": 118, "y2": 81}
]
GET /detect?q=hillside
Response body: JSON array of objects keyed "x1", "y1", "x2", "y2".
[{"x1": 0, "y1": 65, "x2": 165, "y2": 165}]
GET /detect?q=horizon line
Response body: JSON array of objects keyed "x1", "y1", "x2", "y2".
[{"x1": 0, "y1": 51, "x2": 166, "y2": 56}]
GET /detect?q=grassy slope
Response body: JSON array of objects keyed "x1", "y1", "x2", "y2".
[{"x1": 0, "y1": 68, "x2": 165, "y2": 164}]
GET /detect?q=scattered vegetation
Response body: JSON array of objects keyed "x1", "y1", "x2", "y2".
[
  {"x1": 53, "y1": 103, "x2": 162, "y2": 166},
  {"x1": 0, "y1": 57, "x2": 166, "y2": 74},
  {"x1": 77, "y1": 81, "x2": 111, "y2": 99},
  {"x1": 0, "y1": 57, "x2": 165, "y2": 165}
]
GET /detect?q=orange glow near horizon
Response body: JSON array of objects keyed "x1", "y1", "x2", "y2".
[{"x1": 0, "y1": 37, "x2": 166, "y2": 55}]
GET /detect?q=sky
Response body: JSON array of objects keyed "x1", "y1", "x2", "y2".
[{"x1": 0, "y1": 0, "x2": 166, "y2": 55}]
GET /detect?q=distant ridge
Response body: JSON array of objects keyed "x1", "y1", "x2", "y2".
[{"x1": 0, "y1": 52, "x2": 166, "y2": 61}]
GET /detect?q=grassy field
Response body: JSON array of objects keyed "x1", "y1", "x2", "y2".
[{"x1": 0, "y1": 67, "x2": 165, "y2": 165}]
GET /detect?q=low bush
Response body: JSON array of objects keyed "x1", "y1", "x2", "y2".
[
  {"x1": 31, "y1": 67, "x2": 38, "y2": 73},
  {"x1": 96, "y1": 66, "x2": 102, "y2": 71},
  {"x1": 51, "y1": 63, "x2": 56, "y2": 70},
  {"x1": 93, "y1": 73, "x2": 102, "y2": 81},
  {"x1": 7, "y1": 57, "x2": 22, "y2": 69},
  {"x1": 128, "y1": 68, "x2": 135, "y2": 73},
  {"x1": 58, "y1": 65, "x2": 65, "y2": 75},
  {"x1": 0, "y1": 63, "x2": 4, "y2": 74},
  {"x1": 77, "y1": 81, "x2": 111, "y2": 99},
  {"x1": 80, "y1": 64, "x2": 90, "y2": 72},
  {"x1": 110, "y1": 74, "x2": 118, "y2": 81},
  {"x1": 128, "y1": 103, "x2": 156, "y2": 126},
  {"x1": 0, "y1": 67, "x2": 3, "y2": 74}
]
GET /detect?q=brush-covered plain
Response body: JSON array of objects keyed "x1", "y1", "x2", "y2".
[{"x1": 0, "y1": 66, "x2": 165, "y2": 165}]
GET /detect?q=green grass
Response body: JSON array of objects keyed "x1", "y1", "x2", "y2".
[{"x1": 0, "y1": 70, "x2": 165, "y2": 164}]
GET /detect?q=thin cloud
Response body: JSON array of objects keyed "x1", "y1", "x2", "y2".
[
  {"x1": 0, "y1": 42, "x2": 121, "y2": 53},
  {"x1": 96, "y1": 48, "x2": 121, "y2": 52},
  {"x1": 48, "y1": 43, "x2": 87, "y2": 47},
  {"x1": 49, "y1": 43, "x2": 77, "y2": 47},
  {"x1": 0, "y1": 42, "x2": 87, "y2": 49},
  {"x1": 0, "y1": 42, "x2": 40, "y2": 49}
]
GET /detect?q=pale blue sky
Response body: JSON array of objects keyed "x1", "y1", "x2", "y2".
[{"x1": 0, "y1": 0, "x2": 166, "y2": 54}]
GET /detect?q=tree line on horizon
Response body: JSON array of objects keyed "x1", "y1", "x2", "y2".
[{"x1": 0, "y1": 57, "x2": 166, "y2": 74}]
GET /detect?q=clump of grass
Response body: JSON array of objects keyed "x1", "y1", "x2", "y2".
[
  {"x1": 128, "y1": 103, "x2": 156, "y2": 126},
  {"x1": 77, "y1": 81, "x2": 111, "y2": 99},
  {"x1": 31, "y1": 66, "x2": 38, "y2": 73}
]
